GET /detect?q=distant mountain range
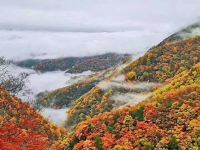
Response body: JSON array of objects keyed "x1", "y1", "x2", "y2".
[{"x1": 15, "y1": 53, "x2": 131, "y2": 73}]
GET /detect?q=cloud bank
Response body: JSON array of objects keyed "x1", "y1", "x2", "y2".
[{"x1": 0, "y1": 0, "x2": 200, "y2": 60}]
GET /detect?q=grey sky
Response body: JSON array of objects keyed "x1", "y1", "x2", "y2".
[{"x1": 0, "y1": 0, "x2": 200, "y2": 60}]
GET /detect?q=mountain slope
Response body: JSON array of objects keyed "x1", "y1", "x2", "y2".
[
  {"x1": 157, "y1": 21, "x2": 200, "y2": 45},
  {"x1": 124, "y1": 36, "x2": 200, "y2": 82},
  {"x1": 0, "y1": 87, "x2": 67, "y2": 149},
  {"x1": 62, "y1": 64, "x2": 200, "y2": 149},
  {"x1": 154, "y1": 63, "x2": 200, "y2": 97},
  {"x1": 65, "y1": 35, "x2": 200, "y2": 128},
  {"x1": 36, "y1": 70, "x2": 112, "y2": 108}
]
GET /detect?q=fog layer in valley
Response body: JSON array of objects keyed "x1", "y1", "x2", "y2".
[
  {"x1": 6, "y1": 65, "x2": 93, "y2": 125},
  {"x1": 7, "y1": 65, "x2": 93, "y2": 99},
  {"x1": 41, "y1": 108, "x2": 69, "y2": 126}
]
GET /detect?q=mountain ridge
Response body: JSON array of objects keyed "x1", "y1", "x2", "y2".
[{"x1": 15, "y1": 53, "x2": 131, "y2": 73}]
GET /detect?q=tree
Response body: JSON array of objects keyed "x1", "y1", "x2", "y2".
[
  {"x1": 0, "y1": 57, "x2": 29, "y2": 96},
  {"x1": 126, "y1": 71, "x2": 137, "y2": 81}
]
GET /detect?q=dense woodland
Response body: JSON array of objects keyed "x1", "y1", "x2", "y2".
[
  {"x1": 58, "y1": 63, "x2": 200, "y2": 149},
  {"x1": 0, "y1": 87, "x2": 67, "y2": 150},
  {"x1": 124, "y1": 36, "x2": 200, "y2": 82}
]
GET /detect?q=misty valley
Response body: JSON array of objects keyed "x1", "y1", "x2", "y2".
[{"x1": 0, "y1": 1, "x2": 200, "y2": 150}]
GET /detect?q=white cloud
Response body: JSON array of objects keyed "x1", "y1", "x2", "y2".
[
  {"x1": 41, "y1": 108, "x2": 69, "y2": 126},
  {"x1": 7, "y1": 65, "x2": 93, "y2": 98},
  {"x1": 0, "y1": 0, "x2": 199, "y2": 60}
]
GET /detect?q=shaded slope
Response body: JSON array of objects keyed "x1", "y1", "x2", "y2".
[
  {"x1": 36, "y1": 68, "x2": 115, "y2": 109},
  {"x1": 16, "y1": 53, "x2": 131, "y2": 73},
  {"x1": 37, "y1": 75, "x2": 99, "y2": 109}
]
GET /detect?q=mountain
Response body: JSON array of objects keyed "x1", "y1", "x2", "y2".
[
  {"x1": 155, "y1": 21, "x2": 200, "y2": 46},
  {"x1": 37, "y1": 22, "x2": 200, "y2": 130},
  {"x1": 60, "y1": 63, "x2": 200, "y2": 149},
  {"x1": 64, "y1": 34, "x2": 200, "y2": 128},
  {"x1": 124, "y1": 36, "x2": 200, "y2": 82},
  {"x1": 55, "y1": 22, "x2": 200, "y2": 149},
  {"x1": 15, "y1": 53, "x2": 131, "y2": 73}
]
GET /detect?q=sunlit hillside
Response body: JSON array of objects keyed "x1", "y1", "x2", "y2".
[
  {"x1": 65, "y1": 35, "x2": 200, "y2": 129},
  {"x1": 124, "y1": 36, "x2": 200, "y2": 82},
  {"x1": 62, "y1": 64, "x2": 200, "y2": 149}
]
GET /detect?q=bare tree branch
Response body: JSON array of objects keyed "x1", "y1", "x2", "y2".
[{"x1": 0, "y1": 57, "x2": 30, "y2": 95}]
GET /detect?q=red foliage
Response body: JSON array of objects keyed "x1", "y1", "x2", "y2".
[
  {"x1": 144, "y1": 106, "x2": 158, "y2": 120},
  {"x1": 0, "y1": 87, "x2": 67, "y2": 149},
  {"x1": 102, "y1": 132, "x2": 116, "y2": 149},
  {"x1": 0, "y1": 122, "x2": 49, "y2": 150}
]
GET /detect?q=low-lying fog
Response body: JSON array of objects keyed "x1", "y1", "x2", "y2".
[
  {"x1": 7, "y1": 65, "x2": 93, "y2": 100},
  {"x1": 6, "y1": 65, "x2": 93, "y2": 125},
  {"x1": 41, "y1": 108, "x2": 69, "y2": 126}
]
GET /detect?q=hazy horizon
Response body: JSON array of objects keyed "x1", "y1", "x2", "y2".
[{"x1": 0, "y1": 0, "x2": 200, "y2": 60}]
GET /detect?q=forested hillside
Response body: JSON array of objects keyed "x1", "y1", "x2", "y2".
[
  {"x1": 124, "y1": 36, "x2": 200, "y2": 82},
  {"x1": 61, "y1": 64, "x2": 200, "y2": 149},
  {"x1": 65, "y1": 35, "x2": 200, "y2": 129},
  {"x1": 0, "y1": 87, "x2": 67, "y2": 149}
]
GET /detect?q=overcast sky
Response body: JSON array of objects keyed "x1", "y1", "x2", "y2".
[{"x1": 0, "y1": 0, "x2": 200, "y2": 60}]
